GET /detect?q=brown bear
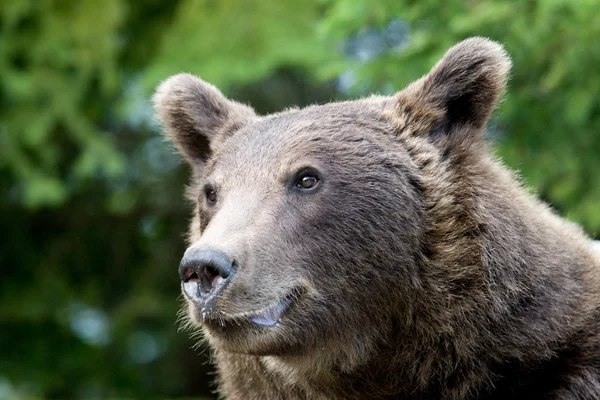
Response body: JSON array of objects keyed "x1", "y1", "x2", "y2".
[{"x1": 153, "y1": 38, "x2": 600, "y2": 399}]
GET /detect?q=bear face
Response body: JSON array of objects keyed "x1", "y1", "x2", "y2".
[
  {"x1": 154, "y1": 38, "x2": 600, "y2": 398},
  {"x1": 161, "y1": 92, "x2": 428, "y2": 360}
]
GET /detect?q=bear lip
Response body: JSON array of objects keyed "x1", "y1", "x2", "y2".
[
  {"x1": 200, "y1": 288, "x2": 301, "y2": 328},
  {"x1": 247, "y1": 295, "x2": 294, "y2": 327}
]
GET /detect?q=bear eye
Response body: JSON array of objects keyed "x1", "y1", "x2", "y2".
[
  {"x1": 294, "y1": 169, "x2": 321, "y2": 191},
  {"x1": 204, "y1": 186, "x2": 217, "y2": 205}
]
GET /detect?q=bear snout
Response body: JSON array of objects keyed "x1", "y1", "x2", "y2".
[{"x1": 179, "y1": 247, "x2": 237, "y2": 304}]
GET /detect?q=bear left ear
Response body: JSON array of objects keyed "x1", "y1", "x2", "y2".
[
  {"x1": 153, "y1": 74, "x2": 257, "y2": 167},
  {"x1": 395, "y1": 37, "x2": 511, "y2": 136}
]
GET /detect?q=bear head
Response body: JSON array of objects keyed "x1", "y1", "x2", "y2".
[{"x1": 154, "y1": 37, "x2": 511, "y2": 373}]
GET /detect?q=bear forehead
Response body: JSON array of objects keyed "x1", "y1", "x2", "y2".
[
  {"x1": 204, "y1": 97, "x2": 397, "y2": 175},
  {"x1": 248, "y1": 97, "x2": 393, "y2": 140}
]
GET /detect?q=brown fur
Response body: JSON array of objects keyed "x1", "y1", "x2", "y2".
[{"x1": 154, "y1": 38, "x2": 600, "y2": 399}]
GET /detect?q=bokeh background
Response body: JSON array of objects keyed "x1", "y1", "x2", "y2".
[{"x1": 1, "y1": 0, "x2": 599, "y2": 398}]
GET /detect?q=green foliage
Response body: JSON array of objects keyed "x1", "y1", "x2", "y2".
[
  {"x1": 143, "y1": 0, "x2": 334, "y2": 90},
  {"x1": 1, "y1": 0, "x2": 126, "y2": 207},
  {"x1": 1, "y1": 0, "x2": 599, "y2": 398}
]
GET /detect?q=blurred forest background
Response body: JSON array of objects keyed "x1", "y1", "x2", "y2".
[{"x1": 1, "y1": 0, "x2": 599, "y2": 399}]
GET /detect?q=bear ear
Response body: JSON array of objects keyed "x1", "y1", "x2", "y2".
[
  {"x1": 153, "y1": 73, "x2": 257, "y2": 166},
  {"x1": 395, "y1": 37, "x2": 511, "y2": 136}
]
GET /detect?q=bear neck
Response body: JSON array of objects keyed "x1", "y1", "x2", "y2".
[{"x1": 380, "y1": 132, "x2": 600, "y2": 398}]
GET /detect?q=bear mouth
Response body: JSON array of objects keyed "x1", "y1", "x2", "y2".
[
  {"x1": 200, "y1": 288, "x2": 302, "y2": 329},
  {"x1": 247, "y1": 294, "x2": 295, "y2": 327}
]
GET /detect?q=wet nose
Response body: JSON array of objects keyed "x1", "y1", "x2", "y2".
[{"x1": 179, "y1": 247, "x2": 236, "y2": 298}]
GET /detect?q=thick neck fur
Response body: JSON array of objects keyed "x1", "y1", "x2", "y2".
[{"x1": 211, "y1": 127, "x2": 600, "y2": 400}]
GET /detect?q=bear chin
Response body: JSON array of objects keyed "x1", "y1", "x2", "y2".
[{"x1": 186, "y1": 289, "x2": 309, "y2": 356}]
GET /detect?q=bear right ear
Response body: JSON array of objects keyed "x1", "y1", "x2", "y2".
[
  {"x1": 153, "y1": 73, "x2": 257, "y2": 166},
  {"x1": 394, "y1": 37, "x2": 511, "y2": 139}
]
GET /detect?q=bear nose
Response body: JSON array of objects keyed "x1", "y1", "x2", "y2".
[{"x1": 179, "y1": 247, "x2": 236, "y2": 298}]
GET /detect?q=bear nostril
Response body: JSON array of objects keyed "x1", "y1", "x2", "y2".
[
  {"x1": 182, "y1": 267, "x2": 199, "y2": 283},
  {"x1": 204, "y1": 265, "x2": 221, "y2": 283}
]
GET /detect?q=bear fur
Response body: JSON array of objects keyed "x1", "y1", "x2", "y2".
[{"x1": 154, "y1": 38, "x2": 600, "y2": 399}]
